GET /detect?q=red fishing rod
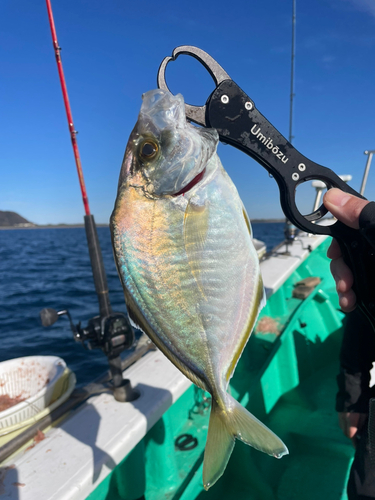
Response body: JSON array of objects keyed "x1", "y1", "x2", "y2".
[
  {"x1": 46, "y1": 0, "x2": 90, "y2": 217},
  {"x1": 44, "y1": 0, "x2": 136, "y2": 401},
  {"x1": 46, "y1": 0, "x2": 111, "y2": 317}
]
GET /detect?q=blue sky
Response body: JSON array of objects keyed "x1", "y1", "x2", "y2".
[{"x1": 1, "y1": 0, "x2": 375, "y2": 224}]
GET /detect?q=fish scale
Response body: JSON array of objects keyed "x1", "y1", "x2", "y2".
[{"x1": 116, "y1": 192, "x2": 208, "y2": 368}]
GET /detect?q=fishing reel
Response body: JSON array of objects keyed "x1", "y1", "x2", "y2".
[
  {"x1": 281, "y1": 219, "x2": 298, "y2": 256},
  {"x1": 40, "y1": 307, "x2": 138, "y2": 402},
  {"x1": 284, "y1": 219, "x2": 298, "y2": 243},
  {"x1": 78, "y1": 312, "x2": 134, "y2": 357},
  {"x1": 40, "y1": 308, "x2": 134, "y2": 357}
]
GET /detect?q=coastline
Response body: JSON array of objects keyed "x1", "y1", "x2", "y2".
[
  {"x1": 251, "y1": 219, "x2": 285, "y2": 224},
  {"x1": 0, "y1": 220, "x2": 285, "y2": 230},
  {"x1": 0, "y1": 224, "x2": 109, "y2": 230}
]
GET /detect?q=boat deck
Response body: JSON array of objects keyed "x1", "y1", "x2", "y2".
[
  {"x1": 0, "y1": 233, "x2": 355, "y2": 500},
  {"x1": 197, "y1": 356, "x2": 352, "y2": 500}
]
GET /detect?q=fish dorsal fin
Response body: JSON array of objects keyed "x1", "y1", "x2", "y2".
[{"x1": 183, "y1": 199, "x2": 210, "y2": 299}]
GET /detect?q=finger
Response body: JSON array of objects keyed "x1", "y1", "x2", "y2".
[
  {"x1": 348, "y1": 424, "x2": 359, "y2": 440},
  {"x1": 338, "y1": 289, "x2": 357, "y2": 312},
  {"x1": 327, "y1": 238, "x2": 342, "y2": 260},
  {"x1": 338, "y1": 413, "x2": 348, "y2": 436},
  {"x1": 330, "y1": 257, "x2": 354, "y2": 292},
  {"x1": 323, "y1": 188, "x2": 369, "y2": 229}
]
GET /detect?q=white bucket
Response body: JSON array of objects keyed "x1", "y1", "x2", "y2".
[{"x1": 0, "y1": 356, "x2": 76, "y2": 431}]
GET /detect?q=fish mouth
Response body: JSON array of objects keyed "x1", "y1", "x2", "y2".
[{"x1": 172, "y1": 168, "x2": 206, "y2": 197}]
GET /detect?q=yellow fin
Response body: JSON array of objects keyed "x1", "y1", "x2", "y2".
[
  {"x1": 242, "y1": 204, "x2": 252, "y2": 237},
  {"x1": 183, "y1": 200, "x2": 210, "y2": 300},
  {"x1": 203, "y1": 394, "x2": 288, "y2": 490},
  {"x1": 203, "y1": 398, "x2": 235, "y2": 490},
  {"x1": 226, "y1": 275, "x2": 266, "y2": 382},
  {"x1": 226, "y1": 393, "x2": 288, "y2": 457}
]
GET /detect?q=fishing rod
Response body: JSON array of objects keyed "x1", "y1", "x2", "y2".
[
  {"x1": 42, "y1": 0, "x2": 136, "y2": 402},
  {"x1": 45, "y1": 0, "x2": 109, "y2": 315},
  {"x1": 284, "y1": 0, "x2": 297, "y2": 253}
]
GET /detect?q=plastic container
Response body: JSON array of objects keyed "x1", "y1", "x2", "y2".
[{"x1": 0, "y1": 356, "x2": 76, "y2": 432}]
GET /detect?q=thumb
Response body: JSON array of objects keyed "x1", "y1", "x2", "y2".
[{"x1": 323, "y1": 188, "x2": 369, "y2": 230}]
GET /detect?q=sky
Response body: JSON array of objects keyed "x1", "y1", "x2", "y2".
[{"x1": 1, "y1": 0, "x2": 375, "y2": 224}]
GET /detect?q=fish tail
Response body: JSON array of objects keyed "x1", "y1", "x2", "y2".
[{"x1": 203, "y1": 393, "x2": 288, "y2": 490}]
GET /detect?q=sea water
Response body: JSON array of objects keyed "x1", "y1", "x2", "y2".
[{"x1": 0, "y1": 223, "x2": 284, "y2": 385}]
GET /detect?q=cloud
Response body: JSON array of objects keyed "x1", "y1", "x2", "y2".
[
  {"x1": 302, "y1": 33, "x2": 342, "y2": 52},
  {"x1": 270, "y1": 45, "x2": 290, "y2": 55},
  {"x1": 342, "y1": 0, "x2": 375, "y2": 18},
  {"x1": 322, "y1": 55, "x2": 335, "y2": 65}
]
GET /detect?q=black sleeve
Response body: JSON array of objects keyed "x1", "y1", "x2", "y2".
[
  {"x1": 359, "y1": 201, "x2": 375, "y2": 248},
  {"x1": 336, "y1": 309, "x2": 375, "y2": 413}
]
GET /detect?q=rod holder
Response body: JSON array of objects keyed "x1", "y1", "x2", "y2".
[{"x1": 109, "y1": 355, "x2": 139, "y2": 402}]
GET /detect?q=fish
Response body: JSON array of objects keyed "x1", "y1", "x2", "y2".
[{"x1": 110, "y1": 89, "x2": 288, "y2": 489}]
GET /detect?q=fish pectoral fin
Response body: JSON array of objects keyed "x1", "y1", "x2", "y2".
[
  {"x1": 203, "y1": 394, "x2": 288, "y2": 490},
  {"x1": 184, "y1": 199, "x2": 210, "y2": 252},
  {"x1": 183, "y1": 200, "x2": 210, "y2": 298}
]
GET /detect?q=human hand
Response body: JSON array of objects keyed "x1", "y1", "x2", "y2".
[
  {"x1": 338, "y1": 411, "x2": 368, "y2": 447},
  {"x1": 323, "y1": 188, "x2": 369, "y2": 312}
]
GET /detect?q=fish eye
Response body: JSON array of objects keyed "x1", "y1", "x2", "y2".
[{"x1": 140, "y1": 140, "x2": 159, "y2": 160}]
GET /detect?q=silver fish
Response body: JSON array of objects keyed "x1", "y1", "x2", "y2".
[{"x1": 110, "y1": 89, "x2": 288, "y2": 489}]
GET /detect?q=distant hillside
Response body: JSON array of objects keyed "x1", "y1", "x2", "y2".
[
  {"x1": 252, "y1": 219, "x2": 285, "y2": 223},
  {"x1": 0, "y1": 211, "x2": 35, "y2": 227}
]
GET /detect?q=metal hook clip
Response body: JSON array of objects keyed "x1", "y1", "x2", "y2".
[{"x1": 157, "y1": 45, "x2": 231, "y2": 126}]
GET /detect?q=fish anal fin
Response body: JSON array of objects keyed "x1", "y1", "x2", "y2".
[{"x1": 226, "y1": 275, "x2": 266, "y2": 382}]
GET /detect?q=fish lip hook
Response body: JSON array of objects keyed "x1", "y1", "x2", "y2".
[{"x1": 157, "y1": 45, "x2": 231, "y2": 127}]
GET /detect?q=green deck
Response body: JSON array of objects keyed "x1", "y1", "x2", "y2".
[{"x1": 88, "y1": 238, "x2": 354, "y2": 500}]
